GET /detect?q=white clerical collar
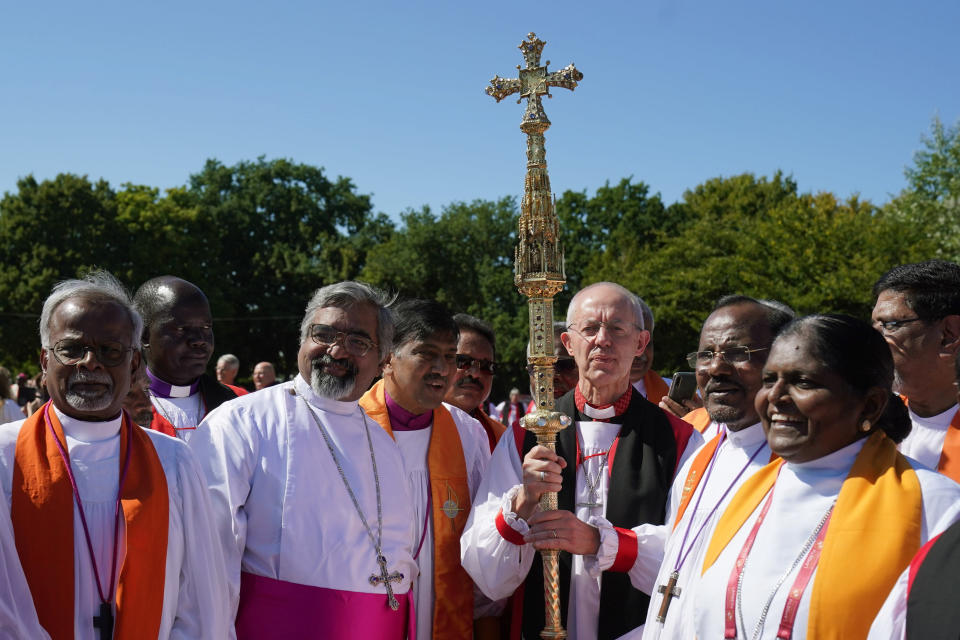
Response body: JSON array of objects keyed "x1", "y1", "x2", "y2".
[
  {"x1": 787, "y1": 436, "x2": 866, "y2": 472},
  {"x1": 52, "y1": 405, "x2": 122, "y2": 443},
  {"x1": 294, "y1": 374, "x2": 360, "y2": 416},
  {"x1": 909, "y1": 403, "x2": 959, "y2": 429},
  {"x1": 725, "y1": 422, "x2": 766, "y2": 449},
  {"x1": 582, "y1": 404, "x2": 616, "y2": 419}
]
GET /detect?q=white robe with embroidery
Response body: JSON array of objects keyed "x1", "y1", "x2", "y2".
[
  {"x1": 0, "y1": 407, "x2": 231, "y2": 639},
  {"x1": 694, "y1": 439, "x2": 960, "y2": 640},
  {"x1": 189, "y1": 375, "x2": 418, "y2": 623}
]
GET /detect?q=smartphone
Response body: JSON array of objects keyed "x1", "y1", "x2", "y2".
[{"x1": 667, "y1": 372, "x2": 697, "y2": 402}]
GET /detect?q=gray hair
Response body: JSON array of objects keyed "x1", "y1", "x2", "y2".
[
  {"x1": 39, "y1": 270, "x2": 143, "y2": 349},
  {"x1": 299, "y1": 281, "x2": 396, "y2": 360},
  {"x1": 217, "y1": 354, "x2": 240, "y2": 369},
  {"x1": 635, "y1": 296, "x2": 655, "y2": 334},
  {"x1": 565, "y1": 282, "x2": 646, "y2": 331}
]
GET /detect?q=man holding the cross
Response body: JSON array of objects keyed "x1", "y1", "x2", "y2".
[
  {"x1": 190, "y1": 281, "x2": 418, "y2": 638},
  {"x1": 0, "y1": 270, "x2": 229, "y2": 639},
  {"x1": 461, "y1": 282, "x2": 702, "y2": 640}
]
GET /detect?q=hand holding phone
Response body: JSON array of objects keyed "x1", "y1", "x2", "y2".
[{"x1": 667, "y1": 372, "x2": 697, "y2": 403}]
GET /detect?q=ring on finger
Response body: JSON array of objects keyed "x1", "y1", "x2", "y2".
[
  {"x1": 552, "y1": 529, "x2": 558, "y2": 539},
  {"x1": 539, "y1": 470, "x2": 545, "y2": 482}
]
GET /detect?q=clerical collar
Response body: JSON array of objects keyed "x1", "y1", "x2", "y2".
[
  {"x1": 52, "y1": 404, "x2": 122, "y2": 442},
  {"x1": 574, "y1": 385, "x2": 632, "y2": 420},
  {"x1": 385, "y1": 390, "x2": 433, "y2": 431},
  {"x1": 725, "y1": 421, "x2": 766, "y2": 449},
  {"x1": 146, "y1": 368, "x2": 199, "y2": 398}
]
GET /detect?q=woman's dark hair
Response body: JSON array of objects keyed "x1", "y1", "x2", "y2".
[{"x1": 776, "y1": 313, "x2": 911, "y2": 443}]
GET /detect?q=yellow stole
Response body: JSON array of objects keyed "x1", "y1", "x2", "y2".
[
  {"x1": 701, "y1": 432, "x2": 921, "y2": 639},
  {"x1": 643, "y1": 370, "x2": 670, "y2": 405},
  {"x1": 360, "y1": 380, "x2": 473, "y2": 640},
  {"x1": 683, "y1": 407, "x2": 712, "y2": 433},
  {"x1": 12, "y1": 403, "x2": 169, "y2": 640}
]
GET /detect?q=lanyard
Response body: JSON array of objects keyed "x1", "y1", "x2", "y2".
[
  {"x1": 723, "y1": 474, "x2": 834, "y2": 640},
  {"x1": 46, "y1": 404, "x2": 132, "y2": 611},
  {"x1": 674, "y1": 434, "x2": 767, "y2": 574}
]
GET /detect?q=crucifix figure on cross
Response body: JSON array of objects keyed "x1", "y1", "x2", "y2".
[
  {"x1": 368, "y1": 553, "x2": 404, "y2": 611},
  {"x1": 485, "y1": 32, "x2": 583, "y2": 130},
  {"x1": 656, "y1": 570, "x2": 682, "y2": 623}
]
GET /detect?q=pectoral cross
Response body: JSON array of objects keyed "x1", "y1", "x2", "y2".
[
  {"x1": 368, "y1": 554, "x2": 404, "y2": 611},
  {"x1": 656, "y1": 571, "x2": 682, "y2": 623},
  {"x1": 93, "y1": 602, "x2": 113, "y2": 640}
]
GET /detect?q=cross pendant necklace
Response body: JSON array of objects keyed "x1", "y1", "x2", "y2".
[
  {"x1": 93, "y1": 601, "x2": 113, "y2": 640},
  {"x1": 656, "y1": 571, "x2": 681, "y2": 622},
  {"x1": 301, "y1": 394, "x2": 404, "y2": 611},
  {"x1": 576, "y1": 463, "x2": 604, "y2": 508}
]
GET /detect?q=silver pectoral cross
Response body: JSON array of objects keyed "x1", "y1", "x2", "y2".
[
  {"x1": 656, "y1": 570, "x2": 682, "y2": 623},
  {"x1": 369, "y1": 554, "x2": 404, "y2": 611}
]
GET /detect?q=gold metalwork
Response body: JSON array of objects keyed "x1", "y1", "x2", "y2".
[{"x1": 486, "y1": 32, "x2": 582, "y2": 640}]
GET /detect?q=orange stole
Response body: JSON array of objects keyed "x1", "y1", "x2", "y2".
[
  {"x1": 474, "y1": 408, "x2": 506, "y2": 453},
  {"x1": 672, "y1": 432, "x2": 723, "y2": 531},
  {"x1": 643, "y1": 370, "x2": 670, "y2": 405},
  {"x1": 360, "y1": 381, "x2": 473, "y2": 640},
  {"x1": 702, "y1": 432, "x2": 921, "y2": 639},
  {"x1": 935, "y1": 407, "x2": 960, "y2": 482},
  {"x1": 683, "y1": 407, "x2": 712, "y2": 433},
  {"x1": 11, "y1": 403, "x2": 169, "y2": 640}
]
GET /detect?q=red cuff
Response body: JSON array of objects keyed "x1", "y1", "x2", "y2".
[
  {"x1": 609, "y1": 526, "x2": 638, "y2": 573},
  {"x1": 495, "y1": 508, "x2": 527, "y2": 546}
]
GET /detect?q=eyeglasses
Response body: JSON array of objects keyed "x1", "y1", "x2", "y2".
[
  {"x1": 455, "y1": 354, "x2": 496, "y2": 374},
  {"x1": 566, "y1": 321, "x2": 640, "y2": 341},
  {"x1": 874, "y1": 317, "x2": 924, "y2": 333},
  {"x1": 47, "y1": 339, "x2": 134, "y2": 367},
  {"x1": 308, "y1": 324, "x2": 377, "y2": 357},
  {"x1": 686, "y1": 346, "x2": 768, "y2": 369}
]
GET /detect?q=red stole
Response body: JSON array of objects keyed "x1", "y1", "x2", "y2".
[
  {"x1": 360, "y1": 380, "x2": 473, "y2": 640},
  {"x1": 11, "y1": 402, "x2": 169, "y2": 640}
]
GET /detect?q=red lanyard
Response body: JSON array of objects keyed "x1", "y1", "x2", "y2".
[
  {"x1": 46, "y1": 404, "x2": 132, "y2": 611},
  {"x1": 723, "y1": 476, "x2": 833, "y2": 639},
  {"x1": 575, "y1": 433, "x2": 620, "y2": 479}
]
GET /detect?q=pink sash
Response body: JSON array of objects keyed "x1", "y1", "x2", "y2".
[{"x1": 236, "y1": 572, "x2": 414, "y2": 639}]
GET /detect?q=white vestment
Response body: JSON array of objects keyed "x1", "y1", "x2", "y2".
[
  {"x1": 0, "y1": 488, "x2": 47, "y2": 638},
  {"x1": 461, "y1": 417, "x2": 702, "y2": 640},
  {"x1": 394, "y1": 402, "x2": 491, "y2": 640},
  {"x1": 898, "y1": 403, "x2": 959, "y2": 471},
  {"x1": 150, "y1": 393, "x2": 205, "y2": 443},
  {"x1": 0, "y1": 407, "x2": 231, "y2": 639},
  {"x1": 694, "y1": 438, "x2": 960, "y2": 640},
  {"x1": 189, "y1": 375, "x2": 418, "y2": 622},
  {"x1": 638, "y1": 421, "x2": 770, "y2": 640}
]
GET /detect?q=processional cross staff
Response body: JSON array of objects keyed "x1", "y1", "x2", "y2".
[{"x1": 485, "y1": 32, "x2": 583, "y2": 640}]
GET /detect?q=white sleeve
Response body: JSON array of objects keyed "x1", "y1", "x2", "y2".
[
  {"x1": 586, "y1": 517, "x2": 667, "y2": 594},
  {"x1": 170, "y1": 442, "x2": 233, "y2": 639},
  {"x1": 189, "y1": 406, "x2": 259, "y2": 622},
  {"x1": 460, "y1": 431, "x2": 536, "y2": 601},
  {"x1": 867, "y1": 567, "x2": 907, "y2": 640}
]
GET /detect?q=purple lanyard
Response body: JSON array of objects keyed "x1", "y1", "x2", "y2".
[
  {"x1": 45, "y1": 403, "x2": 132, "y2": 608},
  {"x1": 673, "y1": 432, "x2": 766, "y2": 573}
]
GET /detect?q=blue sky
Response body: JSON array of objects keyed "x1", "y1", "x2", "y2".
[{"x1": 2, "y1": 0, "x2": 957, "y2": 219}]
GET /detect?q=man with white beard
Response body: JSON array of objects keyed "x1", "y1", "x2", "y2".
[
  {"x1": 0, "y1": 270, "x2": 230, "y2": 639},
  {"x1": 190, "y1": 281, "x2": 418, "y2": 639}
]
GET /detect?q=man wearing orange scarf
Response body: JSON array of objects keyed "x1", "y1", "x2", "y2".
[
  {"x1": 0, "y1": 270, "x2": 229, "y2": 639},
  {"x1": 871, "y1": 260, "x2": 960, "y2": 482},
  {"x1": 360, "y1": 299, "x2": 492, "y2": 640}
]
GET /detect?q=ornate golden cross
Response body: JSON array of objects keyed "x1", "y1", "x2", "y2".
[{"x1": 485, "y1": 33, "x2": 583, "y2": 130}]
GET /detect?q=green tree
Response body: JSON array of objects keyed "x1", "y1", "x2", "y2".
[{"x1": 887, "y1": 116, "x2": 960, "y2": 261}]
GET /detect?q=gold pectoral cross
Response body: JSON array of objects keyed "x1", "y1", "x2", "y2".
[
  {"x1": 368, "y1": 554, "x2": 404, "y2": 611},
  {"x1": 656, "y1": 570, "x2": 682, "y2": 623}
]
